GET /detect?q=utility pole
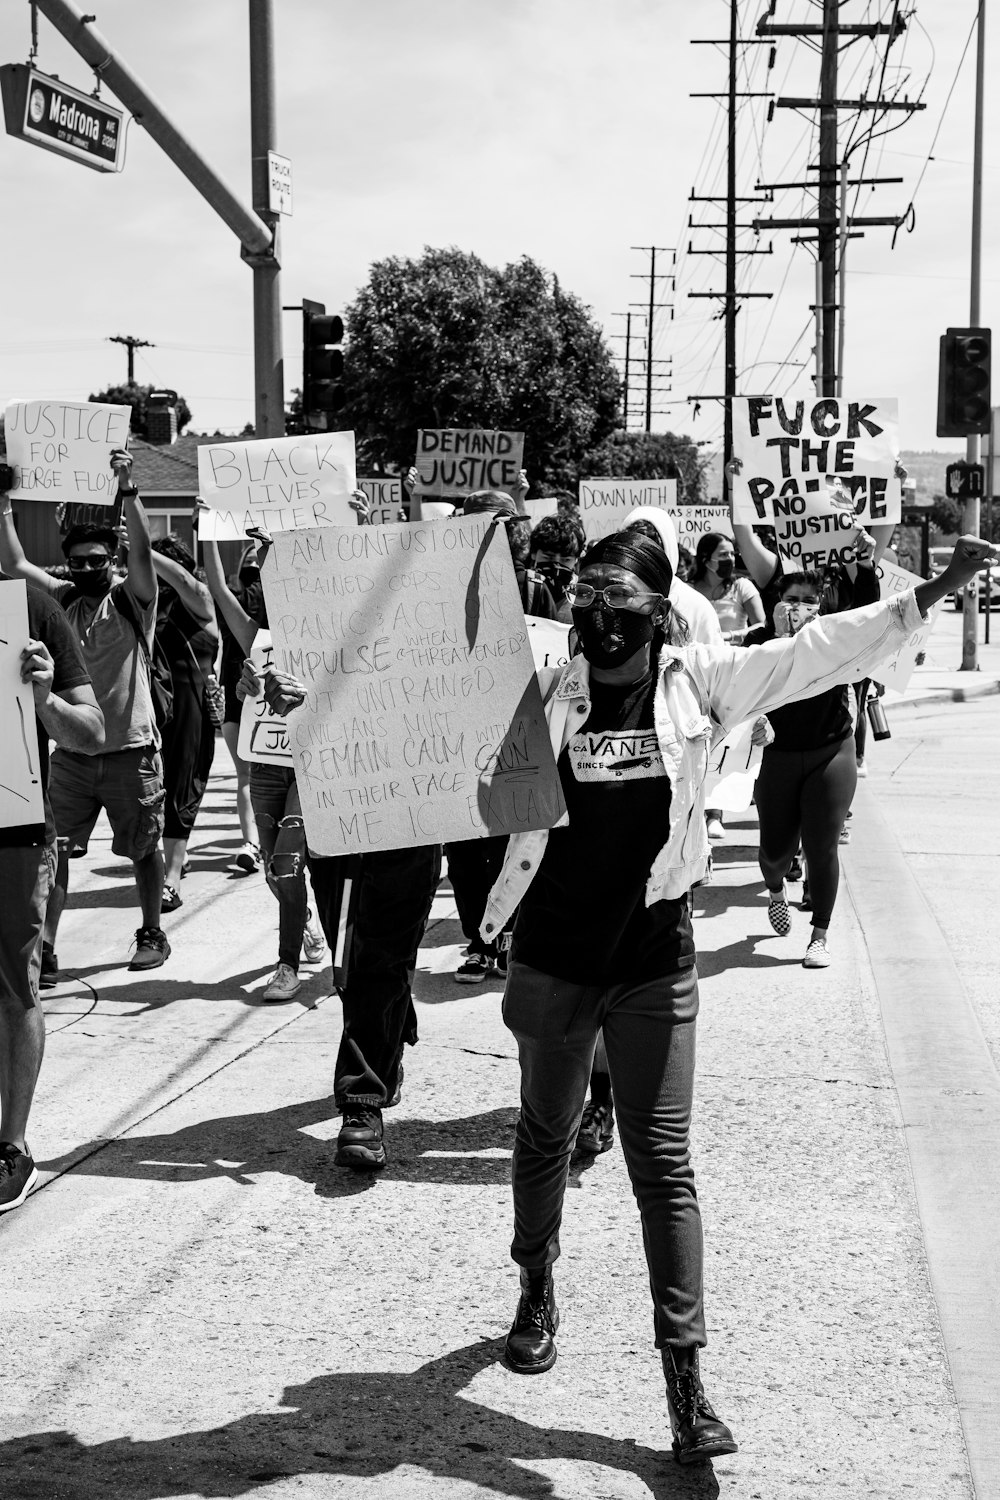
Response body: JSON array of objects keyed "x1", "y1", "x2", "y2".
[
  {"x1": 753, "y1": 5, "x2": 922, "y2": 397},
  {"x1": 689, "y1": 10, "x2": 773, "y2": 468},
  {"x1": 961, "y1": 0, "x2": 987, "y2": 671},
  {"x1": 610, "y1": 310, "x2": 635, "y2": 430},
  {"x1": 629, "y1": 246, "x2": 676, "y2": 431},
  {"x1": 247, "y1": 0, "x2": 283, "y2": 438},
  {"x1": 107, "y1": 333, "x2": 153, "y2": 385}
]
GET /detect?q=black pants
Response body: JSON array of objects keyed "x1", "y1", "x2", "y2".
[
  {"x1": 309, "y1": 845, "x2": 442, "y2": 1109},
  {"x1": 445, "y1": 836, "x2": 511, "y2": 952},
  {"x1": 755, "y1": 735, "x2": 857, "y2": 930}
]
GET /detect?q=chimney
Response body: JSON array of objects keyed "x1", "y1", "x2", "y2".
[{"x1": 146, "y1": 389, "x2": 178, "y2": 446}]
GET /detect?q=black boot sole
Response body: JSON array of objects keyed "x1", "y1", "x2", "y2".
[
  {"x1": 336, "y1": 1142, "x2": 387, "y2": 1170},
  {"x1": 672, "y1": 1436, "x2": 739, "y2": 1465},
  {"x1": 504, "y1": 1343, "x2": 557, "y2": 1374}
]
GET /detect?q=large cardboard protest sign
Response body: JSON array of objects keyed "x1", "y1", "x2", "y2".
[
  {"x1": 579, "y1": 479, "x2": 677, "y2": 541},
  {"x1": 260, "y1": 516, "x2": 566, "y2": 855},
  {"x1": 237, "y1": 630, "x2": 293, "y2": 766},
  {"x1": 4, "y1": 400, "x2": 131, "y2": 503},
  {"x1": 731, "y1": 395, "x2": 901, "y2": 531},
  {"x1": 359, "y1": 477, "x2": 402, "y2": 527},
  {"x1": 412, "y1": 430, "x2": 524, "y2": 505},
  {"x1": 197, "y1": 432, "x2": 357, "y2": 541},
  {"x1": 875, "y1": 559, "x2": 942, "y2": 693},
  {"x1": 667, "y1": 506, "x2": 733, "y2": 546},
  {"x1": 0, "y1": 579, "x2": 45, "y2": 836}
]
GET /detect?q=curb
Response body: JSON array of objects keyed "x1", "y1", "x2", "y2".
[{"x1": 888, "y1": 679, "x2": 1000, "y2": 715}]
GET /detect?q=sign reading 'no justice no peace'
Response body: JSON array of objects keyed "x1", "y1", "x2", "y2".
[
  {"x1": 260, "y1": 515, "x2": 565, "y2": 856},
  {"x1": 731, "y1": 395, "x2": 901, "y2": 571}
]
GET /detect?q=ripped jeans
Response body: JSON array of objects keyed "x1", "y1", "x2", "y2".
[{"x1": 250, "y1": 763, "x2": 307, "y2": 969}]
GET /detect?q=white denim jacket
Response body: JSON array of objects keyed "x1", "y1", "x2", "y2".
[{"x1": 481, "y1": 588, "x2": 925, "y2": 942}]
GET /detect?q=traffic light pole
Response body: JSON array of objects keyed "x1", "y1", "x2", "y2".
[
  {"x1": 248, "y1": 0, "x2": 284, "y2": 438},
  {"x1": 32, "y1": 0, "x2": 282, "y2": 434},
  {"x1": 961, "y1": 0, "x2": 987, "y2": 671}
]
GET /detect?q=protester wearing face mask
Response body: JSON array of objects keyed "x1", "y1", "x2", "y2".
[
  {"x1": 529, "y1": 511, "x2": 585, "y2": 624},
  {"x1": 0, "y1": 449, "x2": 170, "y2": 973},
  {"x1": 480, "y1": 527, "x2": 995, "y2": 1465},
  {"x1": 741, "y1": 539, "x2": 880, "y2": 968}
]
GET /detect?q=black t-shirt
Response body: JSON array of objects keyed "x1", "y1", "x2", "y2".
[
  {"x1": 744, "y1": 563, "x2": 880, "y2": 751},
  {"x1": 512, "y1": 671, "x2": 695, "y2": 984},
  {"x1": 1, "y1": 573, "x2": 91, "y2": 847}
]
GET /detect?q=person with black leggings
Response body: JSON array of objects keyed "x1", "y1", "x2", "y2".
[{"x1": 743, "y1": 549, "x2": 878, "y2": 967}]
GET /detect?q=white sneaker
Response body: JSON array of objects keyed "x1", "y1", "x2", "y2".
[
  {"x1": 706, "y1": 818, "x2": 725, "y2": 842},
  {"x1": 262, "y1": 962, "x2": 302, "y2": 1002},
  {"x1": 232, "y1": 842, "x2": 262, "y2": 874},
  {"x1": 301, "y1": 912, "x2": 327, "y2": 964}
]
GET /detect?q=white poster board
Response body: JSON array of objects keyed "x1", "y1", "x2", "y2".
[
  {"x1": 4, "y1": 400, "x2": 131, "y2": 503},
  {"x1": 731, "y1": 396, "x2": 901, "y2": 529},
  {"x1": 579, "y1": 479, "x2": 678, "y2": 541},
  {"x1": 197, "y1": 431, "x2": 357, "y2": 540},
  {"x1": 522, "y1": 497, "x2": 560, "y2": 528},
  {"x1": 412, "y1": 430, "x2": 524, "y2": 504},
  {"x1": 237, "y1": 630, "x2": 293, "y2": 766},
  {"x1": 0, "y1": 579, "x2": 45, "y2": 833},
  {"x1": 526, "y1": 616, "x2": 572, "y2": 671},
  {"x1": 260, "y1": 516, "x2": 565, "y2": 855},
  {"x1": 875, "y1": 560, "x2": 942, "y2": 692},
  {"x1": 359, "y1": 477, "x2": 403, "y2": 527},
  {"x1": 666, "y1": 506, "x2": 733, "y2": 546},
  {"x1": 703, "y1": 719, "x2": 763, "y2": 813}
]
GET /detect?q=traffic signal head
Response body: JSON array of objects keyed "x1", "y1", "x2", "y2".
[
  {"x1": 937, "y1": 326, "x2": 991, "y2": 437},
  {"x1": 302, "y1": 298, "x2": 345, "y2": 429}
]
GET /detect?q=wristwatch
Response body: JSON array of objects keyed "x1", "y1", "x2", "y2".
[{"x1": 118, "y1": 485, "x2": 139, "y2": 498}]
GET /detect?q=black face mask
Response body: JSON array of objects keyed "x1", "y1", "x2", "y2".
[
  {"x1": 572, "y1": 604, "x2": 658, "y2": 669},
  {"x1": 536, "y1": 561, "x2": 575, "y2": 596},
  {"x1": 71, "y1": 564, "x2": 113, "y2": 598},
  {"x1": 715, "y1": 558, "x2": 735, "y2": 582}
]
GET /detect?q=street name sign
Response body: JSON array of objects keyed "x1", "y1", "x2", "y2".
[{"x1": 0, "y1": 64, "x2": 124, "y2": 172}]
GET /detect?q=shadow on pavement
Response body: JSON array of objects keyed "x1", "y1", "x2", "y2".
[
  {"x1": 0, "y1": 1339, "x2": 721, "y2": 1499},
  {"x1": 45, "y1": 964, "x2": 297, "y2": 1010},
  {"x1": 37, "y1": 1102, "x2": 525, "y2": 1195}
]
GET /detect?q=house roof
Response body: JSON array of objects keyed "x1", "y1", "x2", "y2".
[{"x1": 127, "y1": 433, "x2": 238, "y2": 496}]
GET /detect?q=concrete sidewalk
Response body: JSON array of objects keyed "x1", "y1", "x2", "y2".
[
  {"x1": 887, "y1": 608, "x2": 1000, "y2": 714},
  {"x1": 2, "y1": 721, "x2": 991, "y2": 1499}
]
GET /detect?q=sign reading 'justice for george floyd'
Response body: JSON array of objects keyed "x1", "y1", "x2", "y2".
[
  {"x1": 197, "y1": 432, "x2": 358, "y2": 540},
  {"x1": 4, "y1": 401, "x2": 131, "y2": 502},
  {"x1": 259, "y1": 516, "x2": 565, "y2": 855},
  {"x1": 731, "y1": 396, "x2": 901, "y2": 533}
]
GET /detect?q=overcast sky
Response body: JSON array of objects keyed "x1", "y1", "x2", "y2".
[{"x1": 0, "y1": 0, "x2": 995, "y2": 456}]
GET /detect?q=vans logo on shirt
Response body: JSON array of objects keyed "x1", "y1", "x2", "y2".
[{"x1": 569, "y1": 730, "x2": 666, "y2": 783}]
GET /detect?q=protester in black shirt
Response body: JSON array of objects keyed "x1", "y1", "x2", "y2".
[{"x1": 0, "y1": 574, "x2": 103, "y2": 1214}]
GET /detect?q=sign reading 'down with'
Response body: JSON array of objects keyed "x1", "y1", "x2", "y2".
[
  {"x1": 579, "y1": 479, "x2": 678, "y2": 541},
  {"x1": 197, "y1": 431, "x2": 357, "y2": 540},
  {"x1": 260, "y1": 516, "x2": 565, "y2": 855},
  {"x1": 4, "y1": 401, "x2": 131, "y2": 503},
  {"x1": 413, "y1": 430, "x2": 524, "y2": 502},
  {"x1": 731, "y1": 395, "x2": 901, "y2": 529}
]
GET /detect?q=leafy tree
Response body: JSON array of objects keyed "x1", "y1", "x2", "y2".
[
  {"x1": 88, "y1": 382, "x2": 192, "y2": 438},
  {"x1": 337, "y1": 248, "x2": 620, "y2": 487},
  {"x1": 581, "y1": 430, "x2": 710, "y2": 503}
]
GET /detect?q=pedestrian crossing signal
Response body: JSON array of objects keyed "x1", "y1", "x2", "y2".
[{"x1": 937, "y1": 326, "x2": 991, "y2": 437}]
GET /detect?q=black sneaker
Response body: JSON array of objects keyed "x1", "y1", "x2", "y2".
[
  {"x1": 787, "y1": 855, "x2": 803, "y2": 882},
  {"x1": 38, "y1": 943, "x2": 59, "y2": 990},
  {"x1": 336, "y1": 1105, "x2": 387, "y2": 1170},
  {"x1": 0, "y1": 1142, "x2": 38, "y2": 1214},
  {"x1": 574, "y1": 1099, "x2": 615, "y2": 1157},
  {"x1": 128, "y1": 927, "x2": 171, "y2": 971},
  {"x1": 454, "y1": 950, "x2": 495, "y2": 984},
  {"x1": 161, "y1": 884, "x2": 183, "y2": 913}
]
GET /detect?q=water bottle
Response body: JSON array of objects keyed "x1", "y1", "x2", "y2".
[{"x1": 866, "y1": 692, "x2": 891, "y2": 741}]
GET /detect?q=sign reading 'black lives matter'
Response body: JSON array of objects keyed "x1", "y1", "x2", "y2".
[{"x1": 260, "y1": 516, "x2": 565, "y2": 856}]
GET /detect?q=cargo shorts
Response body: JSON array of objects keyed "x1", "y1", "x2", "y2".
[{"x1": 48, "y1": 747, "x2": 165, "y2": 862}]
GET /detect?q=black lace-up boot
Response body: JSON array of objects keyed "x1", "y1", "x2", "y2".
[
  {"x1": 504, "y1": 1267, "x2": 559, "y2": 1373},
  {"x1": 662, "y1": 1347, "x2": 738, "y2": 1464}
]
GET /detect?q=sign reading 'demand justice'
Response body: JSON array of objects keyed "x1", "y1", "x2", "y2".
[{"x1": 1, "y1": 65, "x2": 125, "y2": 172}]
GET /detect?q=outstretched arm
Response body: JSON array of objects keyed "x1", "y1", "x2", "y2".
[
  {"x1": 198, "y1": 507, "x2": 258, "y2": 654},
  {"x1": 727, "y1": 458, "x2": 779, "y2": 590},
  {"x1": 0, "y1": 494, "x2": 62, "y2": 595}
]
